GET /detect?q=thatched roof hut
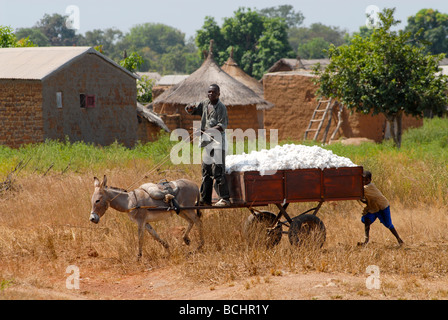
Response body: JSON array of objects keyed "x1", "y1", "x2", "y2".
[
  {"x1": 221, "y1": 50, "x2": 264, "y2": 98},
  {"x1": 267, "y1": 58, "x2": 330, "y2": 73},
  {"x1": 154, "y1": 41, "x2": 270, "y2": 110},
  {"x1": 153, "y1": 41, "x2": 272, "y2": 131}
]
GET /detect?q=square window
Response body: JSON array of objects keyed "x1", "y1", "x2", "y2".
[
  {"x1": 80, "y1": 94, "x2": 95, "y2": 108},
  {"x1": 86, "y1": 95, "x2": 95, "y2": 108}
]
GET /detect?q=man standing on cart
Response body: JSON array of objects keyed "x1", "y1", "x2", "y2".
[{"x1": 185, "y1": 84, "x2": 231, "y2": 207}]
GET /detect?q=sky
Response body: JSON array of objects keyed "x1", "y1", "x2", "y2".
[{"x1": 1, "y1": 0, "x2": 448, "y2": 39}]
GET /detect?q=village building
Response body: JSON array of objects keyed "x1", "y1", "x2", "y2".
[
  {"x1": 267, "y1": 58, "x2": 330, "y2": 73},
  {"x1": 0, "y1": 46, "x2": 139, "y2": 148},
  {"x1": 221, "y1": 53, "x2": 264, "y2": 97},
  {"x1": 136, "y1": 102, "x2": 170, "y2": 142},
  {"x1": 152, "y1": 42, "x2": 272, "y2": 134},
  {"x1": 220, "y1": 52, "x2": 272, "y2": 129},
  {"x1": 136, "y1": 71, "x2": 161, "y2": 83},
  {"x1": 152, "y1": 74, "x2": 189, "y2": 100},
  {"x1": 262, "y1": 69, "x2": 423, "y2": 143}
]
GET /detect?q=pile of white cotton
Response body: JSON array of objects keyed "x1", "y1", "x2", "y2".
[{"x1": 226, "y1": 144, "x2": 357, "y2": 175}]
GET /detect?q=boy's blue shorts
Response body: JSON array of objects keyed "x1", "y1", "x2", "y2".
[{"x1": 361, "y1": 206, "x2": 394, "y2": 229}]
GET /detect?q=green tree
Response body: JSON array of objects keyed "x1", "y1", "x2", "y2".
[
  {"x1": 1, "y1": 25, "x2": 36, "y2": 47},
  {"x1": 184, "y1": 37, "x2": 202, "y2": 74},
  {"x1": 313, "y1": 8, "x2": 448, "y2": 148},
  {"x1": 113, "y1": 22, "x2": 199, "y2": 74},
  {"x1": 120, "y1": 52, "x2": 154, "y2": 103},
  {"x1": 120, "y1": 51, "x2": 144, "y2": 73},
  {"x1": 83, "y1": 28, "x2": 123, "y2": 57},
  {"x1": 137, "y1": 75, "x2": 155, "y2": 104},
  {"x1": 252, "y1": 17, "x2": 295, "y2": 78},
  {"x1": 405, "y1": 8, "x2": 448, "y2": 55},
  {"x1": 195, "y1": 16, "x2": 226, "y2": 59},
  {"x1": 258, "y1": 4, "x2": 304, "y2": 28},
  {"x1": 35, "y1": 13, "x2": 81, "y2": 46},
  {"x1": 298, "y1": 37, "x2": 330, "y2": 59},
  {"x1": 121, "y1": 23, "x2": 185, "y2": 55},
  {"x1": 15, "y1": 27, "x2": 49, "y2": 46},
  {"x1": 289, "y1": 23, "x2": 348, "y2": 57},
  {"x1": 196, "y1": 7, "x2": 294, "y2": 79},
  {"x1": 349, "y1": 25, "x2": 374, "y2": 40}
]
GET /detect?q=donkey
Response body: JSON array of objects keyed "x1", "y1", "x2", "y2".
[{"x1": 89, "y1": 175, "x2": 203, "y2": 259}]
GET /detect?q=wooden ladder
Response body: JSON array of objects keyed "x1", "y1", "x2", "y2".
[{"x1": 304, "y1": 98, "x2": 335, "y2": 141}]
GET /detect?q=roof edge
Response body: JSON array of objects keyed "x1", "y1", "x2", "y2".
[{"x1": 41, "y1": 47, "x2": 138, "y2": 81}]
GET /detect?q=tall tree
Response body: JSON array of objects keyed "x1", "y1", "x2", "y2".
[
  {"x1": 1, "y1": 25, "x2": 35, "y2": 47},
  {"x1": 405, "y1": 8, "x2": 448, "y2": 55},
  {"x1": 314, "y1": 8, "x2": 448, "y2": 148},
  {"x1": 195, "y1": 16, "x2": 226, "y2": 59},
  {"x1": 35, "y1": 13, "x2": 80, "y2": 46},
  {"x1": 297, "y1": 37, "x2": 330, "y2": 59},
  {"x1": 113, "y1": 22, "x2": 199, "y2": 73},
  {"x1": 258, "y1": 4, "x2": 304, "y2": 28},
  {"x1": 195, "y1": 7, "x2": 294, "y2": 79},
  {"x1": 83, "y1": 28, "x2": 123, "y2": 57},
  {"x1": 252, "y1": 17, "x2": 295, "y2": 78},
  {"x1": 15, "y1": 27, "x2": 49, "y2": 46},
  {"x1": 289, "y1": 23, "x2": 348, "y2": 57},
  {"x1": 121, "y1": 23, "x2": 185, "y2": 55}
]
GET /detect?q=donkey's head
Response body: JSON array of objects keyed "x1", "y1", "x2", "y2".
[{"x1": 90, "y1": 175, "x2": 109, "y2": 224}]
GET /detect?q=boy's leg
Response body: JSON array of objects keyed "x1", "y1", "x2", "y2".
[
  {"x1": 390, "y1": 227, "x2": 404, "y2": 245},
  {"x1": 358, "y1": 216, "x2": 372, "y2": 246},
  {"x1": 378, "y1": 207, "x2": 404, "y2": 245}
]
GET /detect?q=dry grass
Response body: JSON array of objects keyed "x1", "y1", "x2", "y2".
[{"x1": 1, "y1": 162, "x2": 448, "y2": 300}]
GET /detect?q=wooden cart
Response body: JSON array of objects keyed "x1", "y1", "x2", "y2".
[
  {"x1": 212, "y1": 166, "x2": 364, "y2": 247},
  {"x1": 144, "y1": 166, "x2": 363, "y2": 247}
]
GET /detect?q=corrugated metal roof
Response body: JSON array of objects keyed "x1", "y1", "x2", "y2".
[
  {"x1": 0, "y1": 46, "x2": 137, "y2": 80},
  {"x1": 156, "y1": 74, "x2": 189, "y2": 86}
]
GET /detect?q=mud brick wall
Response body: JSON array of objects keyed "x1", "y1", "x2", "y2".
[
  {"x1": 0, "y1": 80, "x2": 44, "y2": 148},
  {"x1": 226, "y1": 105, "x2": 260, "y2": 131},
  {"x1": 262, "y1": 71, "x2": 423, "y2": 143},
  {"x1": 154, "y1": 102, "x2": 260, "y2": 134},
  {"x1": 1, "y1": 53, "x2": 138, "y2": 149},
  {"x1": 42, "y1": 53, "x2": 138, "y2": 147},
  {"x1": 137, "y1": 118, "x2": 164, "y2": 143}
]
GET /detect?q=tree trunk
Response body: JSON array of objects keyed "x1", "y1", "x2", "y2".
[
  {"x1": 385, "y1": 111, "x2": 403, "y2": 148},
  {"x1": 395, "y1": 111, "x2": 403, "y2": 148}
]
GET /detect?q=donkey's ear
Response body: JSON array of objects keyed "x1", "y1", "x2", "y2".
[
  {"x1": 94, "y1": 177, "x2": 100, "y2": 187},
  {"x1": 101, "y1": 175, "x2": 107, "y2": 187}
]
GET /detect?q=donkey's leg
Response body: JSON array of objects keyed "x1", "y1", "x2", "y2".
[
  {"x1": 180, "y1": 210, "x2": 204, "y2": 250},
  {"x1": 145, "y1": 223, "x2": 170, "y2": 254},
  {"x1": 137, "y1": 223, "x2": 145, "y2": 260},
  {"x1": 195, "y1": 218, "x2": 204, "y2": 251},
  {"x1": 181, "y1": 217, "x2": 194, "y2": 246}
]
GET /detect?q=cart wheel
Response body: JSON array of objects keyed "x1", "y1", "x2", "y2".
[
  {"x1": 243, "y1": 211, "x2": 282, "y2": 248},
  {"x1": 288, "y1": 214, "x2": 326, "y2": 248}
]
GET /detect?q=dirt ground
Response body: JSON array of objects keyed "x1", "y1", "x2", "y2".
[{"x1": 3, "y1": 257, "x2": 448, "y2": 301}]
